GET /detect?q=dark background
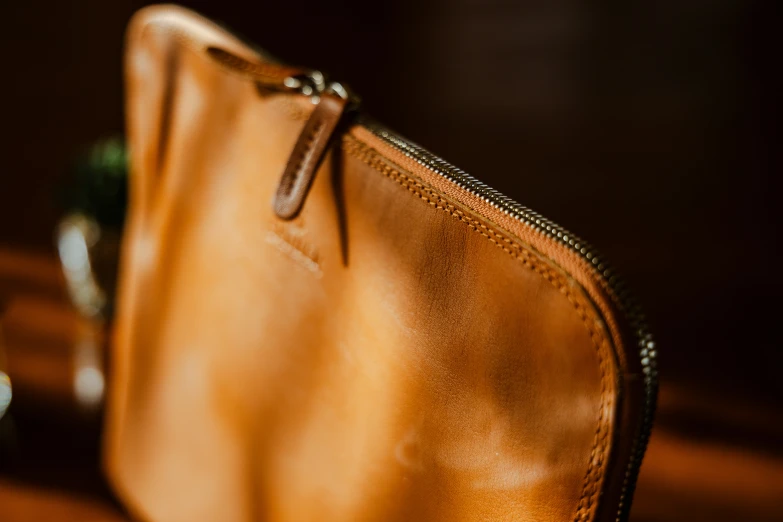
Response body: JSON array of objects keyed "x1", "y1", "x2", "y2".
[{"x1": 1, "y1": 1, "x2": 781, "y2": 520}]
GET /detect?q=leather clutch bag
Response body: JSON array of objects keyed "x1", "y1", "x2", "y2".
[{"x1": 105, "y1": 5, "x2": 658, "y2": 522}]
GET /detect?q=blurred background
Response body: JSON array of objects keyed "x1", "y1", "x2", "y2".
[{"x1": 0, "y1": 1, "x2": 780, "y2": 520}]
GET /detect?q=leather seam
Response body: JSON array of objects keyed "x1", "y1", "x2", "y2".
[
  {"x1": 343, "y1": 135, "x2": 611, "y2": 522},
  {"x1": 282, "y1": 120, "x2": 325, "y2": 197}
]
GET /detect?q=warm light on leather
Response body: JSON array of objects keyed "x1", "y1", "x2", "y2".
[{"x1": 103, "y1": 6, "x2": 655, "y2": 522}]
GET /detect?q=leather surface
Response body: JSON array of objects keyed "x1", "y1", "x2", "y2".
[
  {"x1": 105, "y1": 6, "x2": 641, "y2": 522},
  {"x1": 274, "y1": 93, "x2": 349, "y2": 219}
]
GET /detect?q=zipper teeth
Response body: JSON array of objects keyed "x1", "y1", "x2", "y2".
[{"x1": 362, "y1": 119, "x2": 658, "y2": 522}]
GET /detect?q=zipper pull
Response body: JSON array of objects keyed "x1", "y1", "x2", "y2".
[
  {"x1": 204, "y1": 47, "x2": 356, "y2": 219},
  {"x1": 273, "y1": 73, "x2": 355, "y2": 220}
]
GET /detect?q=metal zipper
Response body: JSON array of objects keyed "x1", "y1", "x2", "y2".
[{"x1": 360, "y1": 118, "x2": 658, "y2": 522}]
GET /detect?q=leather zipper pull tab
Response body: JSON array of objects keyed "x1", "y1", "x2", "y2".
[
  {"x1": 204, "y1": 47, "x2": 355, "y2": 220},
  {"x1": 273, "y1": 89, "x2": 349, "y2": 220}
]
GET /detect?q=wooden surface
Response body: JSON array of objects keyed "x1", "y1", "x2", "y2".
[{"x1": 0, "y1": 479, "x2": 127, "y2": 522}]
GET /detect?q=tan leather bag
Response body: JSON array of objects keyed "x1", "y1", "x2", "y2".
[{"x1": 105, "y1": 5, "x2": 658, "y2": 522}]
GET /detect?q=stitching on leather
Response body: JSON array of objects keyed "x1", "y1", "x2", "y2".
[
  {"x1": 281, "y1": 120, "x2": 325, "y2": 196},
  {"x1": 342, "y1": 135, "x2": 612, "y2": 522}
]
